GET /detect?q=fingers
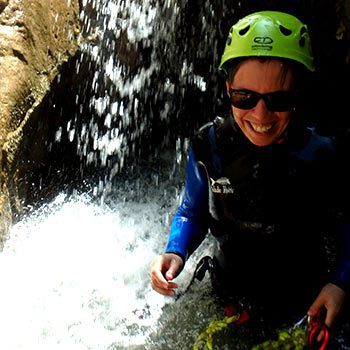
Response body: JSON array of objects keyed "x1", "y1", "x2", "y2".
[
  {"x1": 324, "y1": 283, "x2": 346, "y2": 328},
  {"x1": 150, "y1": 254, "x2": 183, "y2": 296},
  {"x1": 307, "y1": 296, "x2": 324, "y2": 318},
  {"x1": 308, "y1": 283, "x2": 346, "y2": 329},
  {"x1": 308, "y1": 296, "x2": 327, "y2": 343},
  {"x1": 151, "y1": 279, "x2": 178, "y2": 296},
  {"x1": 324, "y1": 306, "x2": 337, "y2": 328}
]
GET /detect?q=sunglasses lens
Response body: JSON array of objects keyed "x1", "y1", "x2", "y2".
[
  {"x1": 266, "y1": 91, "x2": 295, "y2": 112},
  {"x1": 229, "y1": 89, "x2": 295, "y2": 111},
  {"x1": 230, "y1": 90, "x2": 258, "y2": 110}
]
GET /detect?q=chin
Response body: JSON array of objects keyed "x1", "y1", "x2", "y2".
[
  {"x1": 251, "y1": 140, "x2": 273, "y2": 147},
  {"x1": 246, "y1": 133, "x2": 276, "y2": 147}
]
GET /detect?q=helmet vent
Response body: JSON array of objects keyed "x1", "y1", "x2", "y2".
[
  {"x1": 238, "y1": 26, "x2": 250, "y2": 36},
  {"x1": 299, "y1": 27, "x2": 307, "y2": 47},
  {"x1": 300, "y1": 26, "x2": 307, "y2": 35},
  {"x1": 279, "y1": 25, "x2": 292, "y2": 36}
]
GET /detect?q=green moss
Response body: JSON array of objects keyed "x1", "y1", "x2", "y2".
[{"x1": 252, "y1": 328, "x2": 308, "y2": 350}]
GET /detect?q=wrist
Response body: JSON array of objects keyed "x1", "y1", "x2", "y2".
[{"x1": 164, "y1": 251, "x2": 185, "y2": 265}]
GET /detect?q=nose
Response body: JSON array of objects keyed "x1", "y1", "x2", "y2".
[{"x1": 252, "y1": 98, "x2": 271, "y2": 119}]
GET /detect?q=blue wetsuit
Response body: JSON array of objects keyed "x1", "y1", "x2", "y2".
[{"x1": 165, "y1": 116, "x2": 350, "y2": 307}]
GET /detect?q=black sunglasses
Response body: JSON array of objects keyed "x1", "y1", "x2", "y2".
[{"x1": 229, "y1": 88, "x2": 296, "y2": 112}]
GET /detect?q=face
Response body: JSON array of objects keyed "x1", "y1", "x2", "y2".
[{"x1": 226, "y1": 59, "x2": 295, "y2": 147}]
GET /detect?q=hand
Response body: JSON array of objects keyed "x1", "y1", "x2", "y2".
[
  {"x1": 150, "y1": 253, "x2": 184, "y2": 296},
  {"x1": 308, "y1": 283, "x2": 346, "y2": 328}
]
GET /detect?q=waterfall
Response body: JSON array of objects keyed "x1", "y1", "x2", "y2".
[
  {"x1": 52, "y1": 0, "x2": 223, "y2": 197},
  {"x1": 0, "y1": 1, "x2": 229, "y2": 349},
  {"x1": 64, "y1": 0, "x2": 185, "y2": 196},
  {"x1": 0, "y1": 1, "x2": 183, "y2": 348}
]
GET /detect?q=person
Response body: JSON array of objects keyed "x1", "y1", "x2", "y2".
[{"x1": 150, "y1": 10, "x2": 349, "y2": 331}]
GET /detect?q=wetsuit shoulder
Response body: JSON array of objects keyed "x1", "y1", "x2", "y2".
[
  {"x1": 191, "y1": 116, "x2": 228, "y2": 177},
  {"x1": 295, "y1": 127, "x2": 336, "y2": 161}
]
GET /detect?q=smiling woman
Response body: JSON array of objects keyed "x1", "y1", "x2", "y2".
[
  {"x1": 226, "y1": 58, "x2": 295, "y2": 146},
  {"x1": 150, "y1": 10, "x2": 350, "y2": 343}
]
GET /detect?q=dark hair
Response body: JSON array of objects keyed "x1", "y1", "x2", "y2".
[{"x1": 225, "y1": 57, "x2": 308, "y2": 91}]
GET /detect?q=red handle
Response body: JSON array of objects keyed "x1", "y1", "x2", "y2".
[{"x1": 308, "y1": 322, "x2": 329, "y2": 350}]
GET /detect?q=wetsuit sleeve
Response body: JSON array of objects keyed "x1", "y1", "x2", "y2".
[
  {"x1": 332, "y1": 224, "x2": 350, "y2": 293},
  {"x1": 165, "y1": 148, "x2": 209, "y2": 261}
]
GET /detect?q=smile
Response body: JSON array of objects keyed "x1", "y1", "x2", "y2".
[{"x1": 250, "y1": 122, "x2": 273, "y2": 133}]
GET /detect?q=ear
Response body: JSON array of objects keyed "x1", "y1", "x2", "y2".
[{"x1": 225, "y1": 80, "x2": 231, "y2": 98}]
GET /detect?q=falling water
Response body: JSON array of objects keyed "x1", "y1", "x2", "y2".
[
  {"x1": 66, "y1": 0, "x2": 180, "y2": 194},
  {"x1": 0, "y1": 0, "x2": 224, "y2": 347},
  {"x1": 55, "y1": 0, "x2": 225, "y2": 197}
]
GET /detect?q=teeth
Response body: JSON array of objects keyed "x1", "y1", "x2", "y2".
[{"x1": 251, "y1": 123, "x2": 273, "y2": 133}]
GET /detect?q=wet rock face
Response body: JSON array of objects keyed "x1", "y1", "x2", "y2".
[
  {"x1": 0, "y1": 0, "x2": 80, "y2": 244},
  {"x1": 0, "y1": 1, "x2": 8, "y2": 13}
]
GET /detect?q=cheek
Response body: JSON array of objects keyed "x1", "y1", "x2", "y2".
[
  {"x1": 232, "y1": 107, "x2": 246, "y2": 124},
  {"x1": 232, "y1": 107, "x2": 238, "y2": 120},
  {"x1": 278, "y1": 112, "x2": 292, "y2": 126}
]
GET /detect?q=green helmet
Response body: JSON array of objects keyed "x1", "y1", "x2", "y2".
[{"x1": 219, "y1": 11, "x2": 315, "y2": 73}]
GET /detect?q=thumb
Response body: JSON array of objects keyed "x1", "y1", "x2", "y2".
[
  {"x1": 165, "y1": 271, "x2": 174, "y2": 281},
  {"x1": 165, "y1": 257, "x2": 182, "y2": 281}
]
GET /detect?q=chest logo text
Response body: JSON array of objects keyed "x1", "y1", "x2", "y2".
[{"x1": 210, "y1": 177, "x2": 234, "y2": 194}]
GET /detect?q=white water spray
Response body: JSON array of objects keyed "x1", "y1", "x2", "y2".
[{"x1": 0, "y1": 193, "x2": 176, "y2": 349}]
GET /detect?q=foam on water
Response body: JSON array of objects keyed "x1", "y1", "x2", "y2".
[{"x1": 0, "y1": 193, "x2": 176, "y2": 349}]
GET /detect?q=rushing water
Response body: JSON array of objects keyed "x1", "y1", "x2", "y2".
[
  {"x1": 0, "y1": 151, "x2": 222, "y2": 349},
  {"x1": 1, "y1": 194, "x2": 163, "y2": 349}
]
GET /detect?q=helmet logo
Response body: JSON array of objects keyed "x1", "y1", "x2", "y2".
[
  {"x1": 252, "y1": 36, "x2": 273, "y2": 51},
  {"x1": 254, "y1": 36, "x2": 273, "y2": 44}
]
